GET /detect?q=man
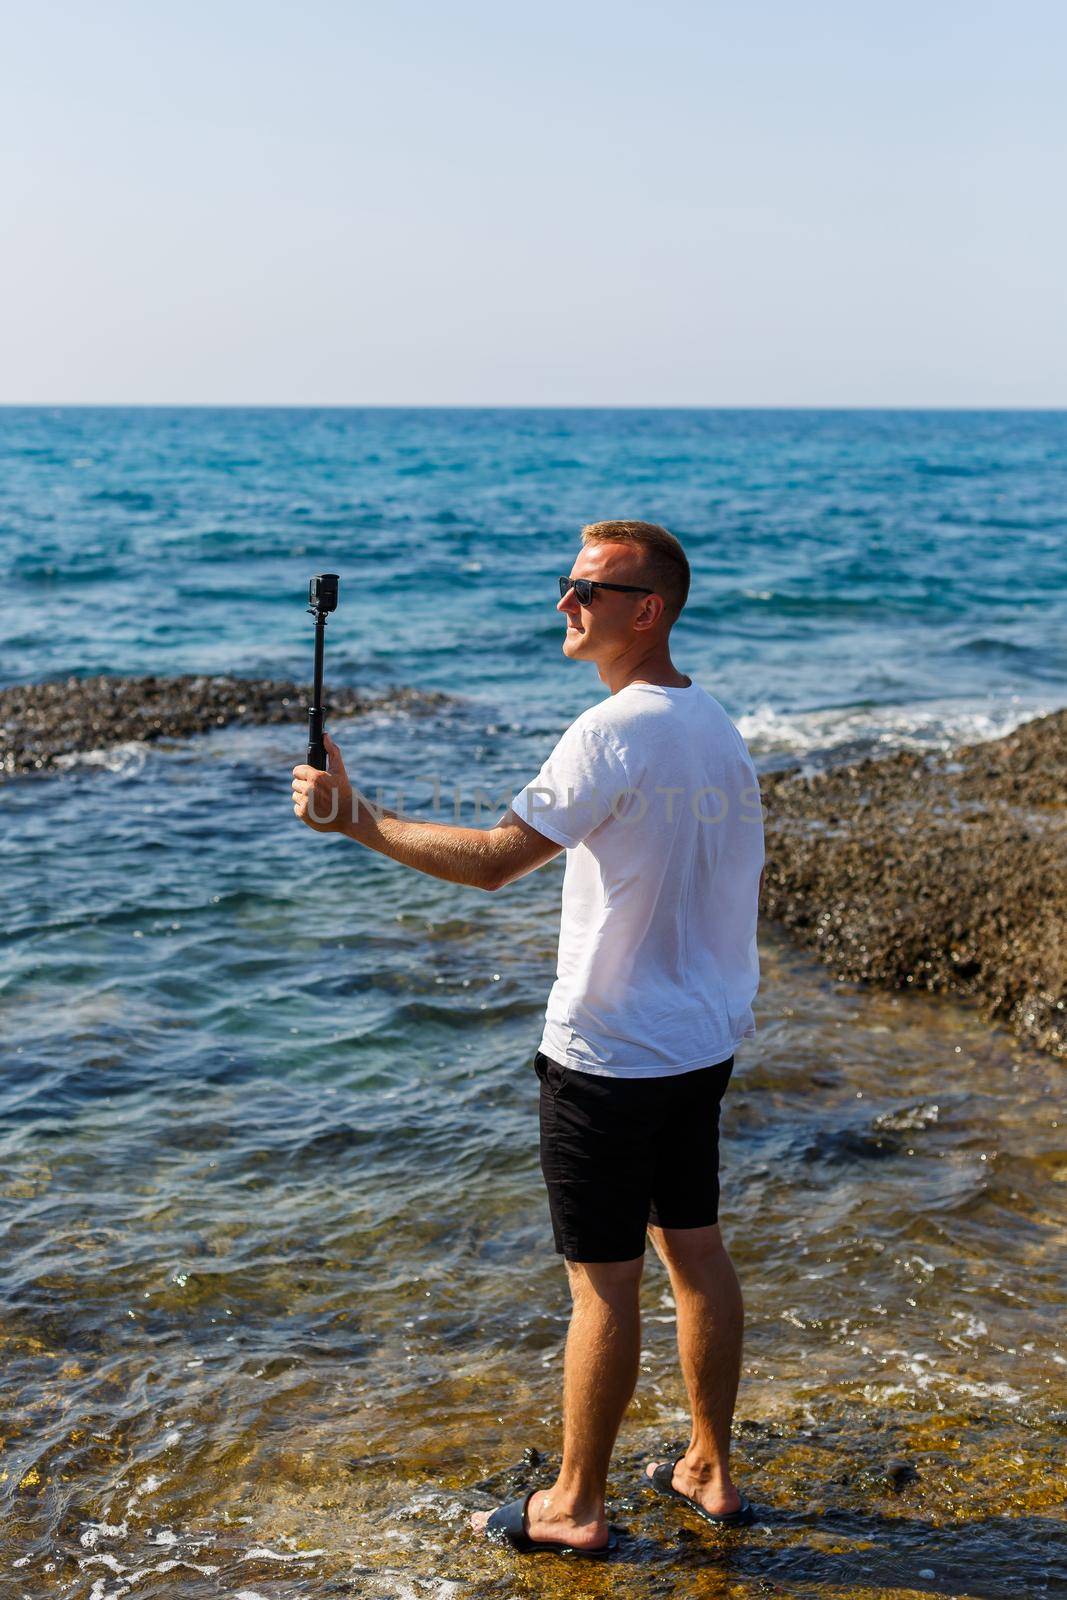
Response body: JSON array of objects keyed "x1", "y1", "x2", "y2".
[{"x1": 292, "y1": 520, "x2": 764, "y2": 1558}]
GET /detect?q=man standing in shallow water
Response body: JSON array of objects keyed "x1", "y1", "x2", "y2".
[{"x1": 292, "y1": 521, "x2": 765, "y2": 1556}]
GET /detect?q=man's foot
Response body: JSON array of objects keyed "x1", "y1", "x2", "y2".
[
  {"x1": 471, "y1": 1487, "x2": 611, "y2": 1551},
  {"x1": 645, "y1": 1456, "x2": 743, "y2": 1519}
]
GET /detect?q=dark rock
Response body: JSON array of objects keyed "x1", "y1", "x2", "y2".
[
  {"x1": 885, "y1": 1457, "x2": 921, "y2": 1490},
  {"x1": 0, "y1": 674, "x2": 451, "y2": 777},
  {"x1": 762, "y1": 708, "x2": 1067, "y2": 1060}
]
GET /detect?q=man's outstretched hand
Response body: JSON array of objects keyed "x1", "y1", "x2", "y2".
[
  {"x1": 291, "y1": 732, "x2": 562, "y2": 888},
  {"x1": 292, "y1": 733, "x2": 353, "y2": 834}
]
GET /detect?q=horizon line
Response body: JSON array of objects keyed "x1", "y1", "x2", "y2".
[{"x1": 2, "y1": 402, "x2": 1066, "y2": 413}]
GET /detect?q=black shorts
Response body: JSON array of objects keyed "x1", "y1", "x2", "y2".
[{"x1": 534, "y1": 1049, "x2": 735, "y2": 1263}]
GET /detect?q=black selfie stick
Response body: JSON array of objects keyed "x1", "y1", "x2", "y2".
[{"x1": 306, "y1": 573, "x2": 339, "y2": 770}]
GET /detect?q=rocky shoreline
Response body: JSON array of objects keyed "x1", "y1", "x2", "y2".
[
  {"x1": 0, "y1": 674, "x2": 449, "y2": 777},
  {"x1": 762, "y1": 707, "x2": 1067, "y2": 1060},
  {"x1": 5, "y1": 674, "x2": 1063, "y2": 1061}
]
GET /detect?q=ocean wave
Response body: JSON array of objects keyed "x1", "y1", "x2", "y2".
[
  {"x1": 910, "y1": 458, "x2": 1009, "y2": 478},
  {"x1": 89, "y1": 488, "x2": 155, "y2": 510},
  {"x1": 737, "y1": 696, "x2": 1054, "y2": 767},
  {"x1": 52, "y1": 740, "x2": 151, "y2": 776},
  {"x1": 17, "y1": 561, "x2": 121, "y2": 587},
  {"x1": 392, "y1": 997, "x2": 543, "y2": 1028},
  {"x1": 935, "y1": 510, "x2": 1066, "y2": 532},
  {"x1": 948, "y1": 635, "x2": 1041, "y2": 660},
  {"x1": 686, "y1": 588, "x2": 946, "y2": 623}
]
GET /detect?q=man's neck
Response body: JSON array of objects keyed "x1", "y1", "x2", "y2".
[{"x1": 598, "y1": 648, "x2": 691, "y2": 694}]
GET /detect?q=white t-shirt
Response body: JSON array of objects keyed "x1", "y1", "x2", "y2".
[{"x1": 511, "y1": 681, "x2": 764, "y2": 1079}]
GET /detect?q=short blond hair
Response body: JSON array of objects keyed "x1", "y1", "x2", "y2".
[{"x1": 581, "y1": 520, "x2": 690, "y2": 621}]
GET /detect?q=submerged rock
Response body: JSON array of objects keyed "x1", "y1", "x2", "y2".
[
  {"x1": 762, "y1": 707, "x2": 1067, "y2": 1061},
  {"x1": 886, "y1": 1457, "x2": 921, "y2": 1491},
  {"x1": 0, "y1": 674, "x2": 450, "y2": 777}
]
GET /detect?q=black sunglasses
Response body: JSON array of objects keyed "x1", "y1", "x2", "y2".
[{"x1": 559, "y1": 576, "x2": 654, "y2": 604}]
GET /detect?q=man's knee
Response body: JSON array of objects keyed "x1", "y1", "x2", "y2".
[
  {"x1": 565, "y1": 1255, "x2": 645, "y2": 1302},
  {"x1": 648, "y1": 1222, "x2": 727, "y2": 1278}
]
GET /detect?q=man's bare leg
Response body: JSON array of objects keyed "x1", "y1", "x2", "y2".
[
  {"x1": 471, "y1": 1255, "x2": 643, "y2": 1547},
  {"x1": 644, "y1": 1222, "x2": 745, "y2": 1515}
]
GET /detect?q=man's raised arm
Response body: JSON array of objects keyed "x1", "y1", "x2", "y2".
[{"x1": 291, "y1": 734, "x2": 562, "y2": 892}]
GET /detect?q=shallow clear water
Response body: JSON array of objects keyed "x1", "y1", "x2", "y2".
[{"x1": 1, "y1": 410, "x2": 1066, "y2": 1598}]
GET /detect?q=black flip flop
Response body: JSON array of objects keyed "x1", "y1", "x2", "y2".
[
  {"x1": 646, "y1": 1459, "x2": 755, "y2": 1528},
  {"x1": 484, "y1": 1490, "x2": 618, "y2": 1557}
]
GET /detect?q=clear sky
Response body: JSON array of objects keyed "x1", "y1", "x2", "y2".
[{"x1": 2, "y1": 0, "x2": 1064, "y2": 405}]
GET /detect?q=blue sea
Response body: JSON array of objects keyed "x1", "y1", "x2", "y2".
[
  {"x1": 4, "y1": 408, "x2": 1066, "y2": 732},
  {"x1": 2, "y1": 409, "x2": 1066, "y2": 1598}
]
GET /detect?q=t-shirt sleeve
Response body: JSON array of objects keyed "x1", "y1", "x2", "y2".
[{"x1": 511, "y1": 720, "x2": 631, "y2": 848}]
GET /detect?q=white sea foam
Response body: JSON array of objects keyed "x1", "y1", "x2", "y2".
[
  {"x1": 352, "y1": 1575, "x2": 462, "y2": 1600},
  {"x1": 53, "y1": 740, "x2": 150, "y2": 776},
  {"x1": 150, "y1": 1558, "x2": 220, "y2": 1574},
  {"x1": 82, "y1": 1553, "x2": 134, "y2": 1574},
  {"x1": 128, "y1": 1474, "x2": 164, "y2": 1501},
  {"x1": 80, "y1": 1521, "x2": 128, "y2": 1549},
  {"x1": 863, "y1": 1364, "x2": 1023, "y2": 1405},
  {"x1": 394, "y1": 1490, "x2": 469, "y2": 1525},
  {"x1": 737, "y1": 695, "x2": 1053, "y2": 764},
  {"x1": 80, "y1": 1549, "x2": 220, "y2": 1583},
  {"x1": 242, "y1": 1546, "x2": 326, "y2": 1561}
]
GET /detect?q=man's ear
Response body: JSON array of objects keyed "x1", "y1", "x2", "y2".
[{"x1": 633, "y1": 593, "x2": 666, "y2": 630}]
